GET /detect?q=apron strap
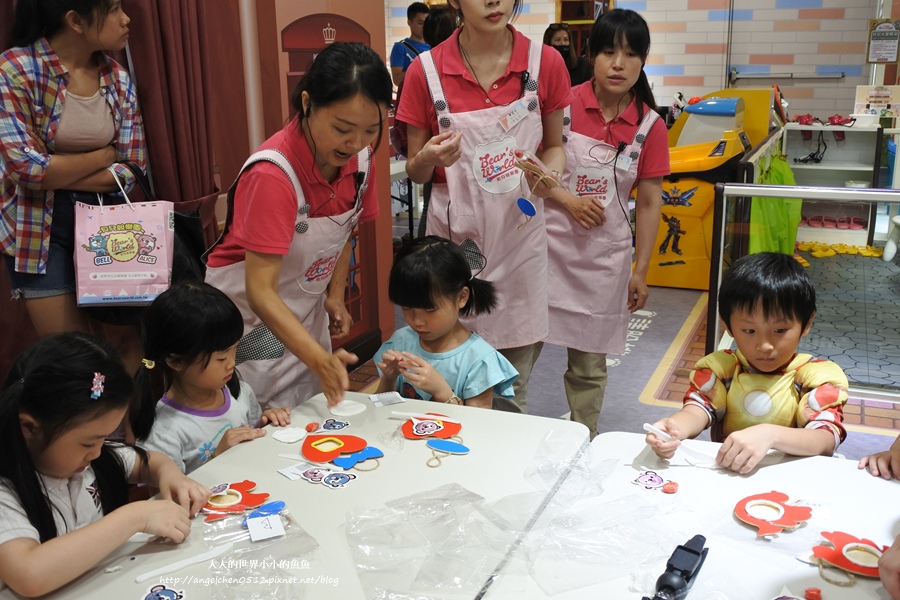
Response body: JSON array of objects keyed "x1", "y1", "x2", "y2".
[
  {"x1": 420, "y1": 50, "x2": 452, "y2": 133},
  {"x1": 621, "y1": 109, "x2": 661, "y2": 163},
  {"x1": 204, "y1": 149, "x2": 305, "y2": 260},
  {"x1": 354, "y1": 146, "x2": 371, "y2": 204}
]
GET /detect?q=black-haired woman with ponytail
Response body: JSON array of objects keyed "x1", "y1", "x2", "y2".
[{"x1": 205, "y1": 42, "x2": 393, "y2": 412}]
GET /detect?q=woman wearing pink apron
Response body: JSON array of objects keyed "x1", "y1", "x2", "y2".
[
  {"x1": 544, "y1": 9, "x2": 670, "y2": 436},
  {"x1": 397, "y1": 0, "x2": 572, "y2": 412},
  {"x1": 204, "y1": 43, "x2": 391, "y2": 410}
]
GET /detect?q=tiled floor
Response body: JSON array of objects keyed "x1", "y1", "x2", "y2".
[{"x1": 792, "y1": 250, "x2": 900, "y2": 390}]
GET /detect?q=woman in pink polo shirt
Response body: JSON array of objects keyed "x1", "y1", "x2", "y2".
[
  {"x1": 205, "y1": 43, "x2": 392, "y2": 411},
  {"x1": 544, "y1": 9, "x2": 670, "y2": 437},
  {"x1": 396, "y1": 0, "x2": 573, "y2": 413}
]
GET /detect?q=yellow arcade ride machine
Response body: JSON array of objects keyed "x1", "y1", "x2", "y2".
[{"x1": 647, "y1": 96, "x2": 751, "y2": 290}]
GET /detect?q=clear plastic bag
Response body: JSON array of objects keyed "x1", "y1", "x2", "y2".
[
  {"x1": 524, "y1": 494, "x2": 683, "y2": 596},
  {"x1": 202, "y1": 508, "x2": 319, "y2": 600},
  {"x1": 346, "y1": 483, "x2": 525, "y2": 597}
]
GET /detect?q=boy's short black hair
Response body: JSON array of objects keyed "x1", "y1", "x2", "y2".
[
  {"x1": 408, "y1": 2, "x2": 430, "y2": 20},
  {"x1": 718, "y1": 252, "x2": 816, "y2": 330}
]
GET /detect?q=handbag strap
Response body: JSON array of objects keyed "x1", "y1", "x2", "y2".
[{"x1": 117, "y1": 160, "x2": 156, "y2": 201}]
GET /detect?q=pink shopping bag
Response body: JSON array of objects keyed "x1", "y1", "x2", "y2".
[{"x1": 74, "y1": 170, "x2": 174, "y2": 306}]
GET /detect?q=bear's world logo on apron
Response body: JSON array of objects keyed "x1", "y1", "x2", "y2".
[
  {"x1": 299, "y1": 243, "x2": 342, "y2": 294},
  {"x1": 570, "y1": 165, "x2": 615, "y2": 208},
  {"x1": 473, "y1": 135, "x2": 521, "y2": 195}
]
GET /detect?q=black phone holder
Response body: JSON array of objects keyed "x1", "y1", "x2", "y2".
[{"x1": 641, "y1": 534, "x2": 708, "y2": 600}]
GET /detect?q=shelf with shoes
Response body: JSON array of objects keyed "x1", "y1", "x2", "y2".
[{"x1": 782, "y1": 122, "x2": 882, "y2": 246}]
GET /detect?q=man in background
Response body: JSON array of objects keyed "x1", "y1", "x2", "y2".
[{"x1": 390, "y1": 2, "x2": 430, "y2": 87}]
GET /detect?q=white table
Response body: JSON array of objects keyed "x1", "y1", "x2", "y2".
[
  {"x1": 485, "y1": 432, "x2": 899, "y2": 599},
  {"x1": 13, "y1": 393, "x2": 588, "y2": 599}
]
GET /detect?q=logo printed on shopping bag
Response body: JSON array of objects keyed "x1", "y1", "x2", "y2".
[
  {"x1": 81, "y1": 221, "x2": 159, "y2": 266},
  {"x1": 473, "y1": 136, "x2": 521, "y2": 194}
]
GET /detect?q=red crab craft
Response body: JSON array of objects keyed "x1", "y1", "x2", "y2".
[
  {"x1": 733, "y1": 490, "x2": 812, "y2": 537},
  {"x1": 400, "y1": 413, "x2": 462, "y2": 440},
  {"x1": 812, "y1": 531, "x2": 888, "y2": 578},
  {"x1": 201, "y1": 480, "x2": 270, "y2": 522}
]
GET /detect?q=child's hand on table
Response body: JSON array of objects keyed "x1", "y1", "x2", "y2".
[
  {"x1": 716, "y1": 424, "x2": 776, "y2": 475},
  {"x1": 260, "y1": 407, "x2": 291, "y2": 427},
  {"x1": 880, "y1": 534, "x2": 900, "y2": 599},
  {"x1": 216, "y1": 425, "x2": 266, "y2": 457},
  {"x1": 645, "y1": 418, "x2": 681, "y2": 459},
  {"x1": 155, "y1": 464, "x2": 211, "y2": 518},
  {"x1": 858, "y1": 445, "x2": 900, "y2": 479},
  {"x1": 125, "y1": 499, "x2": 193, "y2": 543}
]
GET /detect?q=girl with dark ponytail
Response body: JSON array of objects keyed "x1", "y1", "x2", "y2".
[
  {"x1": 374, "y1": 236, "x2": 518, "y2": 408},
  {"x1": 0, "y1": 333, "x2": 210, "y2": 596}
]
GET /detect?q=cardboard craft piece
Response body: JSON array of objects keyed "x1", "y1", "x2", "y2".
[
  {"x1": 400, "y1": 413, "x2": 462, "y2": 439},
  {"x1": 321, "y1": 418, "x2": 350, "y2": 431},
  {"x1": 202, "y1": 480, "x2": 270, "y2": 522},
  {"x1": 812, "y1": 531, "x2": 888, "y2": 578},
  {"x1": 733, "y1": 491, "x2": 812, "y2": 537},
  {"x1": 301, "y1": 434, "x2": 367, "y2": 463}
]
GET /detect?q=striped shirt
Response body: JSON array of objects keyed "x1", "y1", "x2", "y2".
[{"x1": 0, "y1": 38, "x2": 145, "y2": 274}]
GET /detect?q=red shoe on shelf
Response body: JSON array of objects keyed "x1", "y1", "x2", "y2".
[{"x1": 849, "y1": 217, "x2": 867, "y2": 230}]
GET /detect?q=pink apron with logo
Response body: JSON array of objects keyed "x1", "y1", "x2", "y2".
[
  {"x1": 546, "y1": 107, "x2": 659, "y2": 353},
  {"x1": 205, "y1": 149, "x2": 369, "y2": 410},
  {"x1": 419, "y1": 42, "x2": 547, "y2": 349}
]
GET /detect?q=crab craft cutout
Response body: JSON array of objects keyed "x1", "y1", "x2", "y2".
[
  {"x1": 301, "y1": 434, "x2": 367, "y2": 463},
  {"x1": 812, "y1": 531, "x2": 888, "y2": 578},
  {"x1": 733, "y1": 491, "x2": 812, "y2": 537},
  {"x1": 201, "y1": 480, "x2": 270, "y2": 522},
  {"x1": 400, "y1": 413, "x2": 462, "y2": 440}
]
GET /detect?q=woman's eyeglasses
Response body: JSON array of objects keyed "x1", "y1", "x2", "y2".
[{"x1": 548, "y1": 22, "x2": 570, "y2": 31}]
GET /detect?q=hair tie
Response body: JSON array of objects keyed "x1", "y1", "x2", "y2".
[
  {"x1": 90, "y1": 373, "x2": 105, "y2": 399},
  {"x1": 141, "y1": 358, "x2": 156, "y2": 370}
]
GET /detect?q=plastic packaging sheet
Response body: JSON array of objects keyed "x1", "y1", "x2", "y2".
[
  {"x1": 523, "y1": 493, "x2": 685, "y2": 596},
  {"x1": 202, "y1": 509, "x2": 319, "y2": 600},
  {"x1": 345, "y1": 483, "x2": 526, "y2": 597}
]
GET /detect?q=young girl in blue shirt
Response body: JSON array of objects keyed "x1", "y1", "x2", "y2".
[{"x1": 375, "y1": 236, "x2": 518, "y2": 408}]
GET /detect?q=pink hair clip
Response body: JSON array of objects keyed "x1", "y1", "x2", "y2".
[{"x1": 90, "y1": 372, "x2": 105, "y2": 399}]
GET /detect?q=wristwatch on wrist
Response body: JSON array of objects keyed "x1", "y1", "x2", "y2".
[{"x1": 445, "y1": 395, "x2": 463, "y2": 405}]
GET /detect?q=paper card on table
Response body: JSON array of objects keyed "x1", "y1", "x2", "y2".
[
  {"x1": 247, "y1": 515, "x2": 286, "y2": 542},
  {"x1": 369, "y1": 391, "x2": 405, "y2": 407}
]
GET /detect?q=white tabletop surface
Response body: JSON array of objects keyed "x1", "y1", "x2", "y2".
[
  {"x1": 484, "y1": 431, "x2": 899, "y2": 600},
  {"x1": 10, "y1": 393, "x2": 588, "y2": 600}
]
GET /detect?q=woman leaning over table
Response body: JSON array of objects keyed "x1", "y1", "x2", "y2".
[
  {"x1": 396, "y1": 0, "x2": 573, "y2": 413},
  {"x1": 204, "y1": 43, "x2": 392, "y2": 411}
]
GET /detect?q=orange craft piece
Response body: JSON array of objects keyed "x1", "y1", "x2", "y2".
[
  {"x1": 202, "y1": 480, "x2": 270, "y2": 522},
  {"x1": 733, "y1": 490, "x2": 812, "y2": 536},
  {"x1": 301, "y1": 434, "x2": 367, "y2": 463},
  {"x1": 400, "y1": 413, "x2": 462, "y2": 439},
  {"x1": 812, "y1": 531, "x2": 888, "y2": 578}
]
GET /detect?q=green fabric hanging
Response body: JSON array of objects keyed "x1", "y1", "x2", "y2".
[{"x1": 748, "y1": 154, "x2": 800, "y2": 255}]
